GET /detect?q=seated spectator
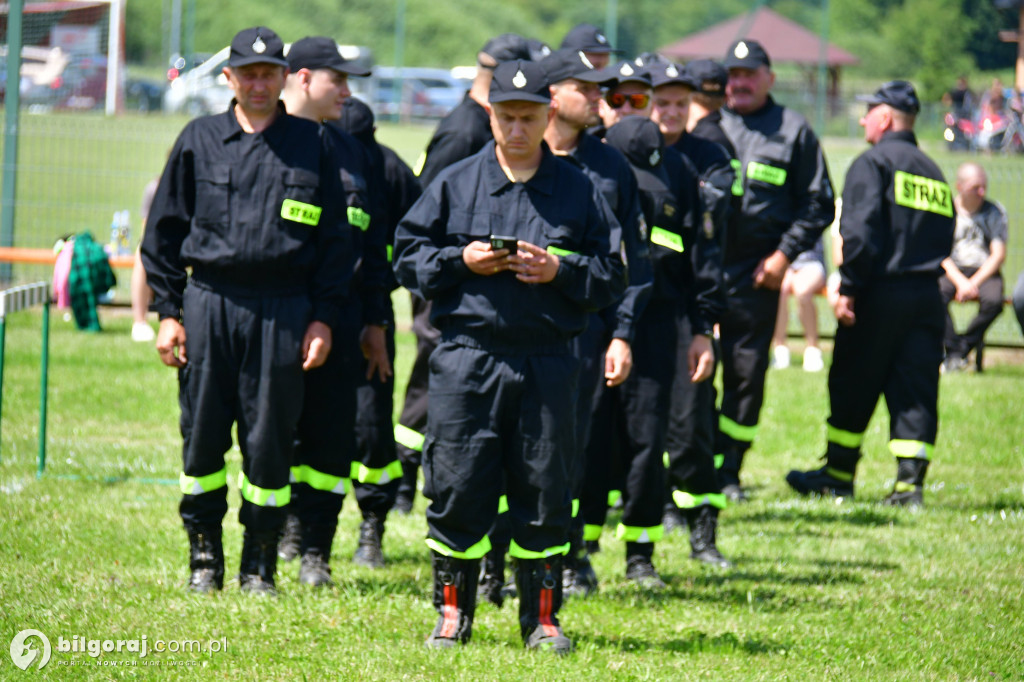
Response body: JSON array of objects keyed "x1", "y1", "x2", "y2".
[
  {"x1": 772, "y1": 239, "x2": 827, "y2": 372},
  {"x1": 939, "y1": 162, "x2": 1007, "y2": 372}
]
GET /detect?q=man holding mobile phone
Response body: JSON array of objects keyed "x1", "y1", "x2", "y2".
[{"x1": 394, "y1": 59, "x2": 625, "y2": 654}]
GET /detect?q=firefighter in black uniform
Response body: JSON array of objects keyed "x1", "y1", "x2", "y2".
[
  {"x1": 684, "y1": 59, "x2": 736, "y2": 156},
  {"x1": 787, "y1": 81, "x2": 954, "y2": 506},
  {"x1": 334, "y1": 97, "x2": 423, "y2": 566},
  {"x1": 645, "y1": 60, "x2": 733, "y2": 567},
  {"x1": 558, "y1": 23, "x2": 620, "y2": 71},
  {"x1": 141, "y1": 27, "x2": 353, "y2": 594},
  {"x1": 590, "y1": 115, "x2": 719, "y2": 588},
  {"x1": 393, "y1": 33, "x2": 533, "y2": 514},
  {"x1": 277, "y1": 37, "x2": 383, "y2": 586},
  {"x1": 538, "y1": 48, "x2": 652, "y2": 596},
  {"x1": 393, "y1": 60, "x2": 625, "y2": 653},
  {"x1": 717, "y1": 40, "x2": 836, "y2": 501}
]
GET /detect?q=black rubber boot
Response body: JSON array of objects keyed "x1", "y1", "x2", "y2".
[
  {"x1": 298, "y1": 524, "x2": 335, "y2": 587},
  {"x1": 562, "y1": 523, "x2": 597, "y2": 598},
  {"x1": 479, "y1": 548, "x2": 506, "y2": 608},
  {"x1": 625, "y1": 542, "x2": 666, "y2": 590},
  {"x1": 277, "y1": 513, "x2": 301, "y2": 562},
  {"x1": 426, "y1": 553, "x2": 479, "y2": 648},
  {"x1": 662, "y1": 502, "x2": 686, "y2": 535},
  {"x1": 352, "y1": 513, "x2": 385, "y2": 569},
  {"x1": 186, "y1": 526, "x2": 224, "y2": 593},
  {"x1": 515, "y1": 557, "x2": 573, "y2": 655},
  {"x1": 684, "y1": 505, "x2": 732, "y2": 569},
  {"x1": 238, "y1": 530, "x2": 280, "y2": 595},
  {"x1": 786, "y1": 446, "x2": 859, "y2": 498},
  {"x1": 718, "y1": 448, "x2": 747, "y2": 503},
  {"x1": 884, "y1": 457, "x2": 928, "y2": 507}
]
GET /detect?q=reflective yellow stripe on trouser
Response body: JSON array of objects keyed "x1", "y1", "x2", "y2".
[
  {"x1": 719, "y1": 415, "x2": 757, "y2": 444},
  {"x1": 180, "y1": 468, "x2": 228, "y2": 496},
  {"x1": 509, "y1": 540, "x2": 570, "y2": 559},
  {"x1": 889, "y1": 440, "x2": 934, "y2": 460},
  {"x1": 351, "y1": 460, "x2": 403, "y2": 485},
  {"x1": 673, "y1": 490, "x2": 728, "y2": 510},
  {"x1": 290, "y1": 465, "x2": 349, "y2": 495},
  {"x1": 394, "y1": 424, "x2": 425, "y2": 452},
  {"x1": 238, "y1": 473, "x2": 290, "y2": 507},
  {"x1": 426, "y1": 535, "x2": 491, "y2": 560},
  {"x1": 828, "y1": 424, "x2": 865, "y2": 450},
  {"x1": 615, "y1": 523, "x2": 664, "y2": 543}
]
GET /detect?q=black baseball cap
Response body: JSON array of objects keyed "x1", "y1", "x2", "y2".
[
  {"x1": 647, "y1": 62, "x2": 695, "y2": 89},
  {"x1": 479, "y1": 33, "x2": 533, "y2": 68},
  {"x1": 723, "y1": 40, "x2": 772, "y2": 70},
  {"x1": 541, "y1": 49, "x2": 616, "y2": 86},
  {"x1": 527, "y1": 38, "x2": 553, "y2": 62},
  {"x1": 856, "y1": 80, "x2": 921, "y2": 114},
  {"x1": 560, "y1": 23, "x2": 620, "y2": 54},
  {"x1": 489, "y1": 60, "x2": 551, "y2": 104},
  {"x1": 287, "y1": 36, "x2": 371, "y2": 77},
  {"x1": 600, "y1": 60, "x2": 653, "y2": 88},
  {"x1": 605, "y1": 116, "x2": 671, "y2": 188},
  {"x1": 337, "y1": 97, "x2": 376, "y2": 142},
  {"x1": 228, "y1": 27, "x2": 287, "y2": 68},
  {"x1": 685, "y1": 59, "x2": 728, "y2": 96}
]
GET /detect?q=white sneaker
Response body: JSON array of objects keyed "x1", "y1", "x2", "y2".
[
  {"x1": 131, "y1": 321, "x2": 156, "y2": 342},
  {"x1": 803, "y1": 346, "x2": 824, "y2": 372},
  {"x1": 772, "y1": 345, "x2": 791, "y2": 369}
]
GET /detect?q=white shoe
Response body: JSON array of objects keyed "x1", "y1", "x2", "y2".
[
  {"x1": 772, "y1": 345, "x2": 791, "y2": 369},
  {"x1": 803, "y1": 346, "x2": 824, "y2": 372},
  {"x1": 131, "y1": 321, "x2": 156, "y2": 342}
]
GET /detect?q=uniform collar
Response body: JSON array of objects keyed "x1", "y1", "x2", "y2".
[
  {"x1": 482, "y1": 141, "x2": 557, "y2": 196},
  {"x1": 726, "y1": 94, "x2": 776, "y2": 118},
  {"x1": 220, "y1": 100, "x2": 289, "y2": 142},
  {"x1": 878, "y1": 129, "x2": 918, "y2": 147}
]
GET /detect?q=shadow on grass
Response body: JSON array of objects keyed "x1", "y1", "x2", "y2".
[
  {"x1": 732, "y1": 503, "x2": 900, "y2": 527},
  {"x1": 577, "y1": 629, "x2": 789, "y2": 655}
]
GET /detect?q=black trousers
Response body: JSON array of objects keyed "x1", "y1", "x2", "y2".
[
  {"x1": 664, "y1": 315, "x2": 721, "y2": 504},
  {"x1": 580, "y1": 301, "x2": 676, "y2": 541},
  {"x1": 424, "y1": 341, "x2": 576, "y2": 557},
  {"x1": 939, "y1": 269, "x2": 1004, "y2": 359},
  {"x1": 178, "y1": 283, "x2": 310, "y2": 532},
  {"x1": 829, "y1": 280, "x2": 944, "y2": 450}
]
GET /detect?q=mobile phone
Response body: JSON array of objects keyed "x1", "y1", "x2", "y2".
[{"x1": 490, "y1": 234, "x2": 518, "y2": 252}]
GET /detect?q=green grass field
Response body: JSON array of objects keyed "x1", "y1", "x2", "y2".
[{"x1": 0, "y1": 305, "x2": 1022, "y2": 680}]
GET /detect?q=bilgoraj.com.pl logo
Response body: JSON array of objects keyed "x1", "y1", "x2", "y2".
[
  {"x1": 9, "y1": 630, "x2": 51, "y2": 671},
  {"x1": 9, "y1": 629, "x2": 227, "y2": 670}
]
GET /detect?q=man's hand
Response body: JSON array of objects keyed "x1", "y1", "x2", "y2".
[
  {"x1": 302, "y1": 321, "x2": 333, "y2": 371},
  {"x1": 509, "y1": 241, "x2": 560, "y2": 284},
  {"x1": 360, "y1": 324, "x2": 392, "y2": 382},
  {"x1": 753, "y1": 250, "x2": 791, "y2": 290},
  {"x1": 833, "y1": 294, "x2": 856, "y2": 327},
  {"x1": 955, "y1": 279, "x2": 980, "y2": 302},
  {"x1": 156, "y1": 318, "x2": 187, "y2": 368},
  {"x1": 604, "y1": 338, "x2": 632, "y2": 387},
  {"x1": 463, "y1": 241, "x2": 511, "y2": 276},
  {"x1": 688, "y1": 333, "x2": 715, "y2": 383}
]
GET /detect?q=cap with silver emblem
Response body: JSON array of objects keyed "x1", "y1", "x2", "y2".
[
  {"x1": 228, "y1": 26, "x2": 288, "y2": 68},
  {"x1": 489, "y1": 59, "x2": 551, "y2": 104}
]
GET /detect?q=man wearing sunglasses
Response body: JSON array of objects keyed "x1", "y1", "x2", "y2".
[
  {"x1": 716, "y1": 40, "x2": 836, "y2": 502},
  {"x1": 539, "y1": 48, "x2": 653, "y2": 595},
  {"x1": 596, "y1": 61, "x2": 653, "y2": 132}
]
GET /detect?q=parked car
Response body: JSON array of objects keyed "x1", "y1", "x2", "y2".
[
  {"x1": 0, "y1": 45, "x2": 72, "y2": 108},
  {"x1": 370, "y1": 66, "x2": 470, "y2": 120},
  {"x1": 126, "y1": 77, "x2": 166, "y2": 113}
]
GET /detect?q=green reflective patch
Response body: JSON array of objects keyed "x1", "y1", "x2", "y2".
[
  {"x1": 828, "y1": 424, "x2": 865, "y2": 449},
  {"x1": 714, "y1": 453, "x2": 724, "y2": 469},
  {"x1": 281, "y1": 199, "x2": 322, "y2": 226},
  {"x1": 730, "y1": 159, "x2": 744, "y2": 196},
  {"x1": 347, "y1": 206, "x2": 371, "y2": 231},
  {"x1": 413, "y1": 152, "x2": 426, "y2": 176},
  {"x1": 426, "y1": 535, "x2": 491, "y2": 560},
  {"x1": 719, "y1": 415, "x2": 758, "y2": 443},
  {"x1": 498, "y1": 495, "x2": 509, "y2": 514},
  {"x1": 825, "y1": 466, "x2": 855, "y2": 482},
  {"x1": 572, "y1": 498, "x2": 580, "y2": 518},
  {"x1": 746, "y1": 161, "x2": 787, "y2": 186},
  {"x1": 894, "y1": 171, "x2": 953, "y2": 217},
  {"x1": 394, "y1": 424, "x2": 424, "y2": 452},
  {"x1": 583, "y1": 524, "x2": 603, "y2": 542},
  {"x1": 615, "y1": 523, "x2": 664, "y2": 543},
  {"x1": 238, "y1": 472, "x2": 290, "y2": 507},
  {"x1": 179, "y1": 468, "x2": 227, "y2": 496},
  {"x1": 351, "y1": 459, "x2": 403, "y2": 485},
  {"x1": 607, "y1": 489, "x2": 622, "y2": 508},
  {"x1": 509, "y1": 540, "x2": 570, "y2": 559},
  {"x1": 673, "y1": 490, "x2": 728, "y2": 510},
  {"x1": 650, "y1": 226, "x2": 684, "y2": 253},
  {"x1": 547, "y1": 245, "x2": 577, "y2": 257},
  {"x1": 386, "y1": 244, "x2": 393, "y2": 263},
  {"x1": 662, "y1": 451, "x2": 670, "y2": 469},
  {"x1": 290, "y1": 464, "x2": 348, "y2": 495},
  {"x1": 894, "y1": 481, "x2": 917, "y2": 493},
  {"x1": 889, "y1": 439, "x2": 934, "y2": 459}
]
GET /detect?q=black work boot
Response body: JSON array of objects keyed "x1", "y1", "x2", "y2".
[
  {"x1": 238, "y1": 530, "x2": 280, "y2": 595},
  {"x1": 787, "y1": 446, "x2": 859, "y2": 498},
  {"x1": 393, "y1": 461, "x2": 417, "y2": 515},
  {"x1": 426, "y1": 553, "x2": 479, "y2": 648},
  {"x1": 515, "y1": 557, "x2": 573, "y2": 655},
  {"x1": 298, "y1": 524, "x2": 335, "y2": 587},
  {"x1": 625, "y1": 542, "x2": 666, "y2": 590},
  {"x1": 884, "y1": 457, "x2": 928, "y2": 507},
  {"x1": 562, "y1": 523, "x2": 597, "y2": 598},
  {"x1": 186, "y1": 526, "x2": 224, "y2": 593},
  {"x1": 352, "y1": 513, "x2": 385, "y2": 569},
  {"x1": 277, "y1": 513, "x2": 301, "y2": 562},
  {"x1": 684, "y1": 505, "x2": 732, "y2": 569},
  {"x1": 479, "y1": 548, "x2": 506, "y2": 608},
  {"x1": 662, "y1": 502, "x2": 686, "y2": 535},
  {"x1": 718, "y1": 449, "x2": 747, "y2": 503}
]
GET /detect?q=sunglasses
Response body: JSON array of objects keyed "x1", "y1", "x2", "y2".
[{"x1": 606, "y1": 92, "x2": 651, "y2": 109}]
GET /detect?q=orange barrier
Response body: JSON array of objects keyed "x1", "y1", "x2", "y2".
[{"x1": 0, "y1": 246, "x2": 135, "y2": 269}]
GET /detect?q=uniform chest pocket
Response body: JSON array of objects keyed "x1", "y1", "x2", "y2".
[
  {"x1": 448, "y1": 209, "x2": 494, "y2": 244},
  {"x1": 340, "y1": 169, "x2": 371, "y2": 231},
  {"x1": 282, "y1": 169, "x2": 322, "y2": 227},
  {"x1": 194, "y1": 162, "x2": 231, "y2": 225}
]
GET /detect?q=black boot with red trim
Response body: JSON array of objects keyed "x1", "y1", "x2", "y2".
[
  {"x1": 425, "y1": 552, "x2": 479, "y2": 649},
  {"x1": 515, "y1": 557, "x2": 573, "y2": 655}
]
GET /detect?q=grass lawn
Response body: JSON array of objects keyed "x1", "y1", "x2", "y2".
[{"x1": 0, "y1": 305, "x2": 1022, "y2": 680}]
